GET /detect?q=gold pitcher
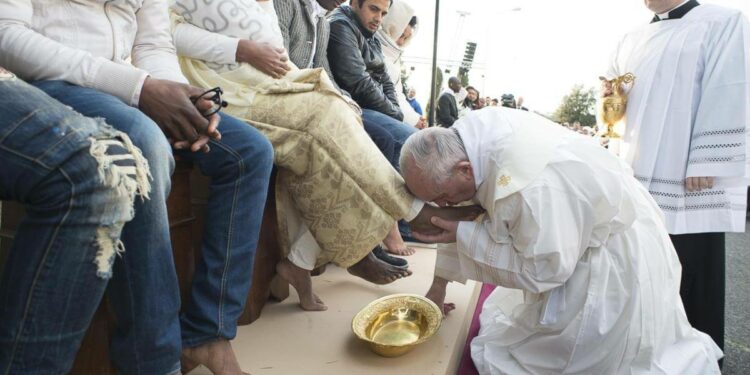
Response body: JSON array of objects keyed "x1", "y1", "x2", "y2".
[{"x1": 599, "y1": 73, "x2": 635, "y2": 138}]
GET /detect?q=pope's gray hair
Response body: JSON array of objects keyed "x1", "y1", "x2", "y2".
[{"x1": 400, "y1": 127, "x2": 468, "y2": 185}]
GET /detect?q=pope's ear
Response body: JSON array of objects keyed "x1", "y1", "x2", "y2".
[{"x1": 455, "y1": 161, "x2": 473, "y2": 178}]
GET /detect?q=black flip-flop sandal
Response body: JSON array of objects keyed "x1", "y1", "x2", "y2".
[{"x1": 372, "y1": 245, "x2": 408, "y2": 269}]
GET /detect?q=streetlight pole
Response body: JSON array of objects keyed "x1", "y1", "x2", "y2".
[{"x1": 428, "y1": 0, "x2": 440, "y2": 127}]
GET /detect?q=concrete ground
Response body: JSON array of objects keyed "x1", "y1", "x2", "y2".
[{"x1": 724, "y1": 220, "x2": 750, "y2": 374}]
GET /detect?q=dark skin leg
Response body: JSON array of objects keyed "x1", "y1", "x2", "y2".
[
  {"x1": 276, "y1": 258, "x2": 328, "y2": 311},
  {"x1": 409, "y1": 204, "x2": 484, "y2": 235}
]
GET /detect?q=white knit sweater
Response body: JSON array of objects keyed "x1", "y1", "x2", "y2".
[{"x1": 0, "y1": 0, "x2": 187, "y2": 105}]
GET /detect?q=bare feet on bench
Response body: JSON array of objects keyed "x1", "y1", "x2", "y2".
[
  {"x1": 348, "y1": 252, "x2": 412, "y2": 284},
  {"x1": 383, "y1": 223, "x2": 416, "y2": 256},
  {"x1": 276, "y1": 258, "x2": 328, "y2": 311},
  {"x1": 409, "y1": 204, "x2": 484, "y2": 235},
  {"x1": 181, "y1": 339, "x2": 248, "y2": 375}
]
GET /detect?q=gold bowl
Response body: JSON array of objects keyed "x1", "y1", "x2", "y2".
[{"x1": 352, "y1": 294, "x2": 443, "y2": 357}]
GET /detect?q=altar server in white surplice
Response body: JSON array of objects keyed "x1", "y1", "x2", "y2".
[
  {"x1": 603, "y1": 0, "x2": 750, "y2": 354},
  {"x1": 399, "y1": 108, "x2": 722, "y2": 375}
]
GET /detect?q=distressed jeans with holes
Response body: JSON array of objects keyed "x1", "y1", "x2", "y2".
[
  {"x1": 33, "y1": 80, "x2": 274, "y2": 374},
  {"x1": 0, "y1": 77, "x2": 149, "y2": 373}
]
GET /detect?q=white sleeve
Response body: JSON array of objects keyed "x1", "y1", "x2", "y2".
[
  {"x1": 453, "y1": 186, "x2": 595, "y2": 294},
  {"x1": 171, "y1": 17, "x2": 240, "y2": 66},
  {"x1": 434, "y1": 243, "x2": 468, "y2": 284},
  {"x1": 132, "y1": 0, "x2": 189, "y2": 85},
  {"x1": 687, "y1": 12, "x2": 750, "y2": 184},
  {"x1": 0, "y1": 0, "x2": 148, "y2": 104},
  {"x1": 604, "y1": 38, "x2": 624, "y2": 80}
]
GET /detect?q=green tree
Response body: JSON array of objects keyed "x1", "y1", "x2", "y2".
[{"x1": 553, "y1": 85, "x2": 597, "y2": 127}]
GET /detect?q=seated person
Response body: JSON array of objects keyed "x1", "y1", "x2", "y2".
[
  {"x1": 375, "y1": 0, "x2": 423, "y2": 128},
  {"x1": 0, "y1": 70, "x2": 149, "y2": 374},
  {"x1": 169, "y1": 0, "x2": 480, "y2": 312},
  {"x1": 327, "y1": 0, "x2": 417, "y2": 165},
  {"x1": 0, "y1": 1, "x2": 274, "y2": 373},
  {"x1": 400, "y1": 108, "x2": 723, "y2": 374},
  {"x1": 276, "y1": 0, "x2": 420, "y2": 255}
]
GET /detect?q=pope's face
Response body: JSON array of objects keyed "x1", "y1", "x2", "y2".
[
  {"x1": 404, "y1": 160, "x2": 477, "y2": 207},
  {"x1": 352, "y1": 0, "x2": 390, "y2": 33},
  {"x1": 643, "y1": 0, "x2": 683, "y2": 14}
]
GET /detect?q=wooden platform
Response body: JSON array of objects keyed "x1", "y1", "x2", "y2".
[{"x1": 188, "y1": 245, "x2": 483, "y2": 375}]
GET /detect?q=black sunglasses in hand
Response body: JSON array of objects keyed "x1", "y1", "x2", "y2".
[{"x1": 192, "y1": 87, "x2": 229, "y2": 118}]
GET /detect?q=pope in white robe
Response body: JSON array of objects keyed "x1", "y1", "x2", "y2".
[{"x1": 398, "y1": 108, "x2": 722, "y2": 374}]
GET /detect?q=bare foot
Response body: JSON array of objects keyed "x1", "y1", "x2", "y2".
[
  {"x1": 181, "y1": 339, "x2": 248, "y2": 375},
  {"x1": 347, "y1": 252, "x2": 412, "y2": 284},
  {"x1": 409, "y1": 204, "x2": 485, "y2": 235},
  {"x1": 276, "y1": 258, "x2": 327, "y2": 311},
  {"x1": 382, "y1": 223, "x2": 416, "y2": 256}
]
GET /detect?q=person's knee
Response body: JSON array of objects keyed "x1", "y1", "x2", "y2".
[
  {"x1": 241, "y1": 130, "x2": 273, "y2": 177},
  {"x1": 221, "y1": 121, "x2": 274, "y2": 179},
  {"x1": 79, "y1": 122, "x2": 153, "y2": 279}
]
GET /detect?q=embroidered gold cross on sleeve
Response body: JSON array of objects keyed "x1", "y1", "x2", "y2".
[{"x1": 497, "y1": 175, "x2": 511, "y2": 187}]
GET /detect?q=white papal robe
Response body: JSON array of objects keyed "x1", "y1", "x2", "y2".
[
  {"x1": 605, "y1": 4, "x2": 750, "y2": 234},
  {"x1": 435, "y1": 109, "x2": 722, "y2": 374}
]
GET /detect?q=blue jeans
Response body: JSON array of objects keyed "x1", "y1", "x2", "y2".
[
  {"x1": 0, "y1": 77, "x2": 145, "y2": 373},
  {"x1": 361, "y1": 116, "x2": 396, "y2": 168},
  {"x1": 33, "y1": 81, "x2": 273, "y2": 374},
  {"x1": 361, "y1": 109, "x2": 416, "y2": 171}
]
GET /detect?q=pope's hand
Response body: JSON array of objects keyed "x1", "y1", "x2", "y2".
[
  {"x1": 411, "y1": 216, "x2": 459, "y2": 243},
  {"x1": 686, "y1": 176, "x2": 714, "y2": 192},
  {"x1": 425, "y1": 277, "x2": 455, "y2": 317}
]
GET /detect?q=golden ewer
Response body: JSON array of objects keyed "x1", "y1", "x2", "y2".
[{"x1": 599, "y1": 73, "x2": 635, "y2": 139}]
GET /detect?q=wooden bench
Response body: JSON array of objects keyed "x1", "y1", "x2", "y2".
[{"x1": 0, "y1": 161, "x2": 286, "y2": 374}]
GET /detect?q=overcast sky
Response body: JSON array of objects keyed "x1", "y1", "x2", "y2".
[{"x1": 401, "y1": 0, "x2": 750, "y2": 114}]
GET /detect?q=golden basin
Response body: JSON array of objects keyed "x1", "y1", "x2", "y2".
[{"x1": 352, "y1": 294, "x2": 443, "y2": 357}]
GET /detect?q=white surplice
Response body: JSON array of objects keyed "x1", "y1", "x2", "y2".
[
  {"x1": 605, "y1": 4, "x2": 750, "y2": 234},
  {"x1": 435, "y1": 108, "x2": 722, "y2": 374}
]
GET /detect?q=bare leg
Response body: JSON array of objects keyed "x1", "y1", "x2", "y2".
[
  {"x1": 180, "y1": 339, "x2": 249, "y2": 375},
  {"x1": 409, "y1": 204, "x2": 485, "y2": 235},
  {"x1": 276, "y1": 258, "x2": 327, "y2": 311},
  {"x1": 382, "y1": 223, "x2": 416, "y2": 256},
  {"x1": 348, "y1": 252, "x2": 412, "y2": 284}
]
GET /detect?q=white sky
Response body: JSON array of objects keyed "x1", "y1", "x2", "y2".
[{"x1": 401, "y1": 0, "x2": 750, "y2": 114}]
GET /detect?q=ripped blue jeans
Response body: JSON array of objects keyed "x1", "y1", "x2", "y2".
[{"x1": 0, "y1": 76, "x2": 149, "y2": 373}]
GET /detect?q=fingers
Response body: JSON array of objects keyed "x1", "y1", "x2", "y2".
[
  {"x1": 190, "y1": 134, "x2": 211, "y2": 153},
  {"x1": 430, "y1": 216, "x2": 454, "y2": 231},
  {"x1": 686, "y1": 177, "x2": 715, "y2": 192},
  {"x1": 685, "y1": 177, "x2": 696, "y2": 192},
  {"x1": 411, "y1": 231, "x2": 449, "y2": 244},
  {"x1": 206, "y1": 113, "x2": 222, "y2": 140},
  {"x1": 173, "y1": 140, "x2": 190, "y2": 150}
]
